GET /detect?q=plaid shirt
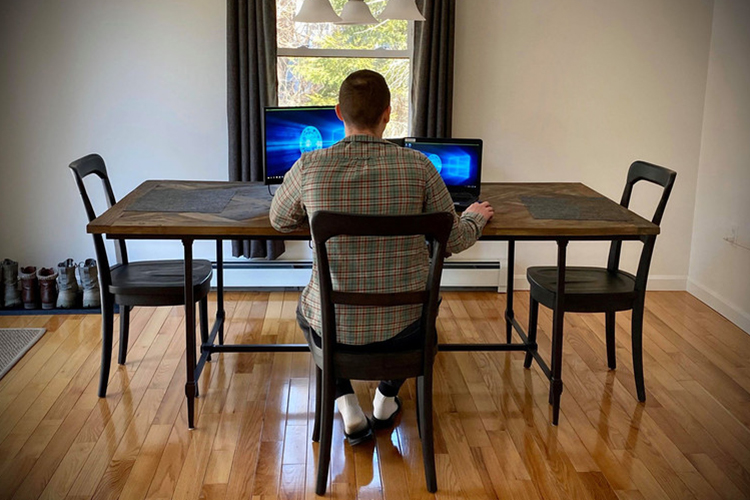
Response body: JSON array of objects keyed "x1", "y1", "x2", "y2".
[{"x1": 270, "y1": 135, "x2": 487, "y2": 345}]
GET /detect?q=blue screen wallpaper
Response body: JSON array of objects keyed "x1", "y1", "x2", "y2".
[
  {"x1": 264, "y1": 107, "x2": 345, "y2": 183},
  {"x1": 405, "y1": 142, "x2": 481, "y2": 187}
]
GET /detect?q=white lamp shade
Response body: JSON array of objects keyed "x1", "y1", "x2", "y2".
[
  {"x1": 379, "y1": 0, "x2": 426, "y2": 21},
  {"x1": 336, "y1": 0, "x2": 378, "y2": 25},
  {"x1": 294, "y1": 0, "x2": 342, "y2": 23}
]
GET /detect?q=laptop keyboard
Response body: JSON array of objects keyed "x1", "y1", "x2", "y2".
[{"x1": 452, "y1": 194, "x2": 477, "y2": 211}]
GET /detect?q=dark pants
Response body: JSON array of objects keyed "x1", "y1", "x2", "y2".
[{"x1": 297, "y1": 304, "x2": 425, "y2": 399}]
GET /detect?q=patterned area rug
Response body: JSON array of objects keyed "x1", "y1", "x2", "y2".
[{"x1": 0, "y1": 328, "x2": 46, "y2": 380}]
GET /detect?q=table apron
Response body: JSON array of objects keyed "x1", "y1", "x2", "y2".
[{"x1": 100, "y1": 233, "x2": 646, "y2": 242}]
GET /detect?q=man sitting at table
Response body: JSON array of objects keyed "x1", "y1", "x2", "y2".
[{"x1": 269, "y1": 69, "x2": 494, "y2": 445}]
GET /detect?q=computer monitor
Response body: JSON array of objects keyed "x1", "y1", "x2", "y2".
[
  {"x1": 263, "y1": 106, "x2": 346, "y2": 184},
  {"x1": 403, "y1": 137, "x2": 483, "y2": 208}
]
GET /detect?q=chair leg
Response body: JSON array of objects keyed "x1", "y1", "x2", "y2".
[
  {"x1": 117, "y1": 305, "x2": 130, "y2": 365},
  {"x1": 415, "y1": 378, "x2": 422, "y2": 439},
  {"x1": 524, "y1": 297, "x2": 539, "y2": 369},
  {"x1": 605, "y1": 311, "x2": 616, "y2": 370},
  {"x1": 315, "y1": 374, "x2": 335, "y2": 495},
  {"x1": 632, "y1": 304, "x2": 646, "y2": 402},
  {"x1": 98, "y1": 296, "x2": 115, "y2": 398},
  {"x1": 549, "y1": 307, "x2": 565, "y2": 425},
  {"x1": 199, "y1": 297, "x2": 210, "y2": 361},
  {"x1": 418, "y1": 375, "x2": 437, "y2": 493},
  {"x1": 312, "y1": 366, "x2": 322, "y2": 442}
]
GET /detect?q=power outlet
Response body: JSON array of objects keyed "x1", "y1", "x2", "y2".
[
  {"x1": 727, "y1": 225, "x2": 739, "y2": 243},
  {"x1": 723, "y1": 224, "x2": 750, "y2": 250},
  {"x1": 725, "y1": 225, "x2": 739, "y2": 244}
]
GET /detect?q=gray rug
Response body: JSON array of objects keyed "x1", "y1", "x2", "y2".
[{"x1": 0, "y1": 328, "x2": 46, "y2": 380}]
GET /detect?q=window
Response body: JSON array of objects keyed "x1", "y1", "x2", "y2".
[{"x1": 276, "y1": 0, "x2": 412, "y2": 137}]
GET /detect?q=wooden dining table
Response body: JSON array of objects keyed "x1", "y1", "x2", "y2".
[{"x1": 87, "y1": 181, "x2": 659, "y2": 427}]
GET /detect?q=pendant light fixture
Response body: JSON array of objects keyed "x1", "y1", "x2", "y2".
[
  {"x1": 379, "y1": 0, "x2": 426, "y2": 21},
  {"x1": 294, "y1": 0, "x2": 425, "y2": 24},
  {"x1": 293, "y1": 0, "x2": 342, "y2": 23},
  {"x1": 337, "y1": 0, "x2": 378, "y2": 25}
]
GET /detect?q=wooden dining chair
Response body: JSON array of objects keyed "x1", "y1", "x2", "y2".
[
  {"x1": 525, "y1": 160, "x2": 676, "y2": 418},
  {"x1": 308, "y1": 210, "x2": 453, "y2": 495},
  {"x1": 69, "y1": 154, "x2": 213, "y2": 398}
]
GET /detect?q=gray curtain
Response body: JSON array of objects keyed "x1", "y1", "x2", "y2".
[
  {"x1": 227, "y1": 0, "x2": 285, "y2": 259},
  {"x1": 411, "y1": 0, "x2": 455, "y2": 138}
]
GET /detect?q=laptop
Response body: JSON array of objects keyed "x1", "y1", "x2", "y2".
[{"x1": 403, "y1": 137, "x2": 483, "y2": 211}]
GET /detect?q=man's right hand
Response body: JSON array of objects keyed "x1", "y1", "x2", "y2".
[{"x1": 464, "y1": 201, "x2": 494, "y2": 221}]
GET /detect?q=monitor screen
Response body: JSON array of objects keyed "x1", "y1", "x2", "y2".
[
  {"x1": 263, "y1": 106, "x2": 346, "y2": 184},
  {"x1": 403, "y1": 138, "x2": 483, "y2": 192}
]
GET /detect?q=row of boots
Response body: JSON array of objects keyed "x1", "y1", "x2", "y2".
[{"x1": 1, "y1": 258, "x2": 100, "y2": 310}]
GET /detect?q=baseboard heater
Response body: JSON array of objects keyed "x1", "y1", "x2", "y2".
[{"x1": 212, "y1": 260, "x2": 502, "y2": 291}]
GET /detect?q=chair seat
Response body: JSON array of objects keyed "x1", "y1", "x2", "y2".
[
  {"x1": 109, "y1": 259, "x2": 213, "y2": 306},
  {"x1": 527, "y1": 266, "x2": 636, "y2": 313}
]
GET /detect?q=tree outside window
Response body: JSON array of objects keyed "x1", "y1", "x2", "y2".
[{"x1": 276, "y1": 0, "x2": 412, "y2": 137}]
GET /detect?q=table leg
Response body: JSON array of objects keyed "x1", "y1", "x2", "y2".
[
  {"x1": 505, "y1": 239, "x2": 515, "y2": 343},
  {"x1": 183, "y1": 239, "x2": 197, "y2": 429},
  {"x1": 550, "y1": 239, "x2": 568, "y2": 426},
  {"x1": 216, "y1": 239, "x2": 225, "y2": 346}
]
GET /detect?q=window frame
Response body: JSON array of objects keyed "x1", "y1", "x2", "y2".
[
  {"x1": 277, "y1": 46, "x2": 411, "y2": 59},
  {"x1": 276, "y1": 21, "x2": 415, "y2": 134}
]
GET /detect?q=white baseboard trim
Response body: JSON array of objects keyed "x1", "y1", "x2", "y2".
[
  {"x1": 219, "y1": 267, "x2": 313, "y2": 288},
  {"x1": 216, "y1": 263, "x2": 687, "y2": 294},
  {"x1": 494, "y1": 274, "x2": 687, "y2": 293},
  {"x1": 643, "y1": 275, "x2": 689, "y2": 291},
  {"x1": 214, "y1": 262, "x2": 503, "y2": 290},
  {"x1": 687, "y1": 279, "x2": 750, "y2": 334}
]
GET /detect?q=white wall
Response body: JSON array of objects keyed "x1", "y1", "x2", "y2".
[
  {"x1": 687, "y1": 0, "x2": 750, "y2": 333},
  {"x1": 453, "y1": 0, "x2": 714, "y2": 289},
  {"x1": 0, "y1": 0, "x2": 227, "y2": 267},
  {"x1": 0, "y1": 1, "x2": 726, "y2": 301}
]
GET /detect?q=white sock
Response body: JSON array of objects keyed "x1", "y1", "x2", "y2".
[
  {"x1": 373, "y1": 388, "x2": 399, "y2": 420},
  {"x1": 336, "y1": 393, "x2": 368, "y2": 435}
]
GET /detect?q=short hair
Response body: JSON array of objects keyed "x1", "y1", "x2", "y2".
[{"x1": 338, "y1": 70, "x2": 391, "y2": 130}]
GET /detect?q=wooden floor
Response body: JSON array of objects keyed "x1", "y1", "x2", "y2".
[{"x1": 0, "y1": 291, "x2": 749, "y2": 500}]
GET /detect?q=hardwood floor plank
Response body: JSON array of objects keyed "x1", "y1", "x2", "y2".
[
  {"x1": 8, "y1": 308, "x2": 159, "y2": 500},
  {"x1": 688, "y1": 453, "x2": 749, "y2": 500},
  {"x1": 223, "y1": 399, "x2": 264, "y2": 500},
  {"x1": 279, "y1": 463, "x2": 305, "y2": 500},
  {"x1": 64, "y1": 308, "x2": 173, "y2": 499},
  {"x1": 0, "y1": 316, "x2": 100, "y2": 475},
  {"x1": 0, "y1": 316, "x2": 85, "y2": 434},
  {"x1": 0, "y1": 315, "x2": 56, "y2": 393},
  {"x1": 88, "y1": 387, "x2": 172, "y2": 500},
  {"x1": 143, "y1": 411, "x2": 192, "y2": 500},
  {"x1": 10, "y1": 408, "x2": 92, "y2": 500},
  {"x1": 577, "y1": 471, "x2": 620, "y2": 500},
  {"x1": 252, "y1": 440, "x2": 283, "y2": 497},
  {"x1": 0, "y1": 291, "x2": 748, "y2": 500},
  {"x1": 117, "y1": 424, "x2": 173, "y2": 500},
  {"x1": 170, "y1": 412, "x2": 221, "y2": 500}
]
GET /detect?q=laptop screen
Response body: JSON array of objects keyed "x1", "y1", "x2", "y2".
[
  {"x1": 263, "y1": 106, "x2": 346, "y2": 185},
  {"x1": 403, "y1": 138, "x2": 483, "y2": 196}
]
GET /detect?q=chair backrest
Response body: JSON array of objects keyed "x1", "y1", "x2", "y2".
[
  {"x1": 310, "y1": 211, "x2": 454, "y2": 375},
  {"x1": 69, "y1": 154, "x2": 128, "y2": 291},
  {"x1": 607, "y1": 160, "x2": 677, "y2": 292}
]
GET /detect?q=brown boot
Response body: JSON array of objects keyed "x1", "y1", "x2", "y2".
[
  {"x1": 37, "y1": 268, "x2": 59, "y2": 310},
  {"x1": 19, "y1": 266, "x2": 39, "y2": 310}
]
